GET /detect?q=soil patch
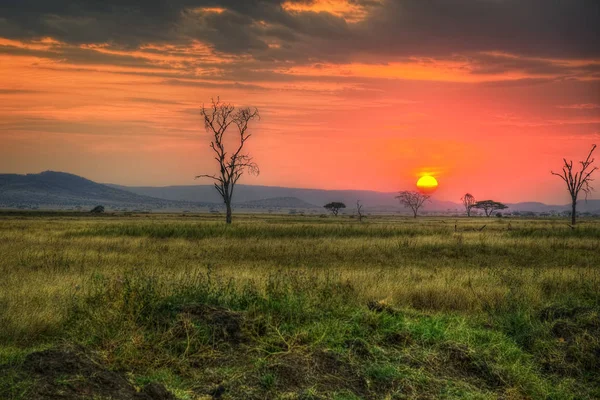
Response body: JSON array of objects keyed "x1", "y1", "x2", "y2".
[
  {"x1": 178, "y1": 304, "x2": 247, "y2": 344},
  {"x1": 439, "y1": 342, "x2": 505, "y2": 389},
  {"x1": 8, "y1": 348, "x2": 176, "y2": 400}
]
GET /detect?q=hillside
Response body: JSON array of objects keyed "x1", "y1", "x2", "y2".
[
  {"x1": 109, "y1": 183, "x2": 462, "y2": 212},
  {"x1": 0, "y1": 171, "x2": 209, "y2": 210},
  {"x1": 110, "y1": 183, "x2": 600, "y2": 214},
  {"x1": 2, "y1": 172, "x2": 599, "y2": 214},
  {"x1": 236, "y1": 197, "x2": 318, "y2": 209}
]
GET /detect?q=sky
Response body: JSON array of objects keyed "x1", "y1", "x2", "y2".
[{"x1": 1, "y1": 0, "x2": 599, "y2": 203}]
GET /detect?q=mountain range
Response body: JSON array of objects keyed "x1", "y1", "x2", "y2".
[
  {"x1": 0, "y1": 171, "x2": 207, "y2": 210},
  {"x1": 1, "y1": 171, "x2": 600, "y2": 215},
  {"x1": 107, "y1": 183, "x2": 467, "y2": 212}
]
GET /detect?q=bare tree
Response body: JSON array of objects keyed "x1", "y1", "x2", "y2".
[
  {"x1": 551, "y1": 144, "x2": 597, "y2": 225},
  {"x1": 473, "y1": 200, "x2": 508, "y2": 217},
  {"x1": 396, "y1": 191, "x2": 430, "y2": 218},
  {"x1": 196, "y1": 98, "x2": 260, "y2": 224},
  {"x1": 461, "y1": 193, "x2": 476, "y2": 217},
  {"x1": 356, "y1": 200, "x2": 365, "y2": 222},
  {"x1": 324, "y1": 202, "x2": 346, "y2": 216}
]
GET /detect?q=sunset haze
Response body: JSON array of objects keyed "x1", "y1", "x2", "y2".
[{"x1": 1, "y1": 0, "x2": 599, "y2": 203}]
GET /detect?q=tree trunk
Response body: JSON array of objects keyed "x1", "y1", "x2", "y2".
[
  {"x1": 413, "y1": 210, "x2": 417, "y2": 218},
  {"x1": 225, "y1": 202, "x2": 232, "y2": 224},
  {"x1": 571, "y1": 198, "x2": 577, "y2": 226}
]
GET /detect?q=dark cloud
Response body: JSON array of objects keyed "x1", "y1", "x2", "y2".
[
  {"x1": 458, "y1": 53, "x2": 600, "y2": 78},
  {"x1": 0, "y1": 0, "x2": 598, "y2": 66},
  {"x1": 350, "y1": 0, "x2": 600, "y2": 59},
  {"x1": 0, "y1": 1, "x2": 181, "y2": 46},
  {"x1": 0, "y1": 43, "x2": 163, "y2": 69}
]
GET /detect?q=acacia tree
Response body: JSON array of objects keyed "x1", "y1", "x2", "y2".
[
  {"x1": 324, "y1": 202, "x2": 346, "y2": 216},
  {"x1": 473, "y1": 200, "x2": 508, "y2": 217},
  {"x1": 196, "y1": 98, "x2": 259, "y2": 224},
  {"x1": 551, "y1": 144, "x2": 597, "y2": 226},
  {"x1": 90, "y1": 205, "x2": 105, "y2": 213},
  {"x1": 396, "y1": 191, "x2": 430, "y2": 218},
  {"x1": 461, "y1": 193, "x2": 476, "y2": 217}
]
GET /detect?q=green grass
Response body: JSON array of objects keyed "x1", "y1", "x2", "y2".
[{"x1": 0, "y1": 213, "x2": 599, "y2": 399}]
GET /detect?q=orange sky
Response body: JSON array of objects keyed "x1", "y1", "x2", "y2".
[{"x1": 1, "y1": 0, "x2": 599, "y2": 203}]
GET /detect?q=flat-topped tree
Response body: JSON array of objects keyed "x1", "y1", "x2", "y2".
[
  {"x1": 551, "y1": 144, "x2": 597, "y2": 226},
  {"x1": 396, "y1": 191, "x2": 430, "y2": 218},
  {"x1": 473, "y1": 200, "x2": 507, "y2": 217},
  {"x1": 196, "y1": 98, "x2": 260, "y2": 224},
  {"x1": 324, "y1": 202, "x2": 346, "y2": 216},
  {"x1": 90, "y1": 205, "x2": 105, "y2": 213}
]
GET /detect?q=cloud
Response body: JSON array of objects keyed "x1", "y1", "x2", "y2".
[
  {"x1": 0, "y1": 42, "x2": 164, "y2": 70},
  {"x1": 0, "y1": 0, "x2": 598, "y2": 105},
  {"x1": 161, "y1": 78, "x2": 270, "y2": 91},
  {"x1": 557, "y1": 103, "x2": 600, "y2": 110},
  {"x1": 126, "y1": 97, "x2": 185, "y2": 105},
  {"x1": 0, "y1": 89, "x2": 45, "y2": 94},
  {"x1": 0, "y1": 0, "x2": 597, "y2": 64}
]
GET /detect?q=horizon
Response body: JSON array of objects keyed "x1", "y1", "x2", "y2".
[
  {"x1": 1, "y1": 1, "x2": 599, "y2": 204},
  {"x1": 3, "y1": 169, "x2": 600, "y2": 207}
]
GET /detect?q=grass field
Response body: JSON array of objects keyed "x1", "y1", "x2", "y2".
[{"x1": 0, "y1": 212, "x2": 599, "y2": 399}]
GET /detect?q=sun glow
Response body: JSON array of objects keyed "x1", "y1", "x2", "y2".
[
  {"x1": 416, "y1": 175, "x2": 438, "y2": 194},
  {"x1": 281, "y1": 0, "x2": 373, "y2": 22}
]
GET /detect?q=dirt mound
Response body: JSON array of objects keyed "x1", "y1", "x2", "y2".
[
  {"x1": 439, "y1": 342, "x2": 504, "y2": 389},
  {"x1": 18, "y1": 348, "x2": 176, "y2": 400},
  {"x1": 177, "y1": 304, "x2": 247, "y2": 343},
  {"x1": 313, "y1": 350, "x2": 367, "y2": 395}
]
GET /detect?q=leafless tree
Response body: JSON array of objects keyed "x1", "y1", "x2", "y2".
[
  {"x1": 356, "y1": 200, "x2": 365, "y2": 222},
  {"x1": 396, "y1": 191, "x2": 430, "y2": 218},
  {"x1": 196, "y1": 98, "x2": 260, "y2": 224},
  {"x1": 461, "y1": 193, "x2": 476, "y2": 217},
  {"x1": 551, "y1": 144, "x2": 597, "y2": 225}
]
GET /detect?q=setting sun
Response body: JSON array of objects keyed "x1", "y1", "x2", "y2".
[{"x1": 416, "y1": 175, "x2": 438, "y2": 194}]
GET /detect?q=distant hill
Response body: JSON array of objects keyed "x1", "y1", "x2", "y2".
[
  {"x1": 2, "y1": 171, "x2": 599, "y2": 214},
  {"x1": 111, "y1": 183, "x2": 600, "y2": 214},
  {"x1": 0, "y1": 171, "x2": 210, "y2": 210},
  {"x1": 237, "y1": 197, "x2": 318, "y2": 209},
  {"x1": 108, "y1": 183, "x2": 460, "y2": 212},
  {"x1": 505, "y1": 201, "x2": 600, "y2": 214}
]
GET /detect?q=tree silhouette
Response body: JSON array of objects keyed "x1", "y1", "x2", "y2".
[
  {"x1": 473, "y1": 200, "x2": 507, "y2": 217},
  {"x1": 90, "y1": 205, "x2": 105, "y2": 213},
  {"x1": 196, "y1": 98, "x2": 260, "y2": 224},
  {"x1": 461, "y1": 193, "x2": 476, "y2": 217},
  {"x1": 396, "y1": 191, "x2": 430, "y2": 218},
  {"x1": 551, "y1": 144, "x2": 597, "y2": 226},
  {"x1": 356, "y1": 200, "x2": 365, "y2": 222},
  {"x1": 324, "y1": 202, "x2": 346, "y2": 216}
]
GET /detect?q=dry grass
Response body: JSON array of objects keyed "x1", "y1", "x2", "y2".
[{"x1": 0, "y1": 212, "x2": 599, "y2": 399}]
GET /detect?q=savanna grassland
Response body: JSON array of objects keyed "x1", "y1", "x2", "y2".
[{"x1": 0, "y1": 212, "x2": 599, "y2": 399}]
